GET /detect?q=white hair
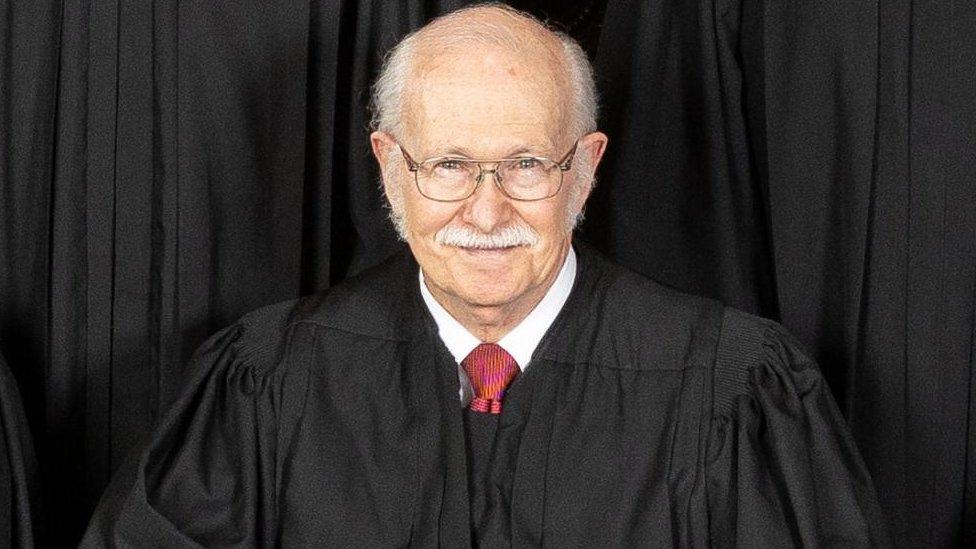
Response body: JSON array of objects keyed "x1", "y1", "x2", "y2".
[{"x1": 370, "y1": 3, "x2": 598, "y2": 140}]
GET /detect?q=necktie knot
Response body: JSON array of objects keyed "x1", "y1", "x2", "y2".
[{"x1": 462, "y1": 343, "x2": 519, "y2": 414}]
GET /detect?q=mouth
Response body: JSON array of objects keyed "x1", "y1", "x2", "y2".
[
  {"x1": 461, "y1": 245, "x2": 517, "y2": 252},
  {"x1": 457, "y1": 245, "x2": 522, "y2": 258}
]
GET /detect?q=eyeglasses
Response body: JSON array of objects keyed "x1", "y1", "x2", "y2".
[{"x1": 397, "y1": 142, "x2": 579, "y2": 202}]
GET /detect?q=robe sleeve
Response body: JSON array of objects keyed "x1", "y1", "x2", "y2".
[
  {"x1": 80, "y1": 301, "x2": 310, "y2": 548},
  {"x1": 705, "y1": 310, "x2": 891, "y2": 548}
]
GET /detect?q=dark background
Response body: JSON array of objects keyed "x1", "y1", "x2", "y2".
[{"x1": 1, "y1": 0, "x2": 974, "y2": 546}]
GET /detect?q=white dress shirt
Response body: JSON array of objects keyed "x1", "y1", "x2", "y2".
[{"x1": 419, "y1": 247, "x2": 577, "y2": 405}]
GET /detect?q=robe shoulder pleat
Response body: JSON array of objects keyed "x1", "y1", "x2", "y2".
[
  {"x1": 706, "y1": 309, "x2": 891, "y2": 548},
  {"x1": 81, "y1": 299, "x2": 313, "y2": 548}
]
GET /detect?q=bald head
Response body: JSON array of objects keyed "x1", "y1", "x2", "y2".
[{"x1": 371, "y1": 3, "x2": 597, "y2": 142}]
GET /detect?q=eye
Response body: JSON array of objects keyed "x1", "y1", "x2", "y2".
[
  {"x1": 514, "y1": 158, "x2": 542, "y2": 170},
  {"x1": 433, "y1": 159, "x2": 465, "y2": 171}
]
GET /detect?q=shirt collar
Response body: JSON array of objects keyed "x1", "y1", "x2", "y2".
[{"x1": 419, "y1": 246, "x2": 577, "y2": 369}]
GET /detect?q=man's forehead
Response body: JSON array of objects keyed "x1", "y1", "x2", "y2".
[
  {"x1": 401, "y1": 45, "x2": 568, "y2": 151},
  {"x1": 412, "y1": 65, "x2": 559, "y2": 118},
  {"x1": 404, "y1": 100, "x2": 562, "y2": 157}
]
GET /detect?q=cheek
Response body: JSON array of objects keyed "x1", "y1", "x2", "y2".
[
  {"x1": 521, "y1": 201, "x2": 571, "y2": 237},
  {"x1": 405, "y1": 196, "x2": 460, "y2": 236}
]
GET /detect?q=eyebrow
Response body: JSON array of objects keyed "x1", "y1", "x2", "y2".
[{"x1": 432, "y1": 145, "x2": 547, "y2": 159}]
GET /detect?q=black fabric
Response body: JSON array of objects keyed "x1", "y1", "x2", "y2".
[
  {"x1": 0, "y1": 353, "x2": 40, "y2": 548},
  {"x1": 586, "y1": 1, "x2": 976, "y2": 546},
  {"x1": 585, "y1": 0, "x2": 778, "y2": 318},
  {"x1": 1, "y1": 1, "x2": 463, "y2": 544},
  {"x1": 80, "y1": 243, "x2": 888, "y2": 546},
  {"x1": 462, "y1": 409, "x2": 499, "y2": 541},
  {"x1": 2, "y1": 0, "x2": 974, "y2": 546}
]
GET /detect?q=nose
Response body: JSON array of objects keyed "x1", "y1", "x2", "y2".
[{"x1": 459, "y1": 168, "x2": 514, "y2": 233}]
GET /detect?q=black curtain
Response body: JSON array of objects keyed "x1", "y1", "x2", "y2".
[
  {"x1": 0, "y1": 352, "x2": 39, "y2": 547},
  {"x1": 1, "y1": 0, "x2": 973, "y2": 547},
  {"x1": 589, "y1": 1, "x2": 976, "y2": 547},
  {"x1": 761, "y1": 3, "x2": 976, "y2": 545}
]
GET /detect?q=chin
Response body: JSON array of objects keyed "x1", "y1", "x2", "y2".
[{"x1": 455, "y1": 278, "x2": 525, "y2": 308}]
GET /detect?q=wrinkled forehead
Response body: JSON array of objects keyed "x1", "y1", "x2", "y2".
[{"x1": 401, "y1": 43, "x2": 573, "y2": 156}]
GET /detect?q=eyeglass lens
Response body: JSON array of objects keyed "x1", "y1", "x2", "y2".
[{"x1": 416, "y1": 158, "x2": 561, "y2": 201}]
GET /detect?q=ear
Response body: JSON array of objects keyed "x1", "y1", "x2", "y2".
[
  {"x1": 572, "y1": 131, "x2": 608, "y2": 205},
  {"x1": 371, "y1": 131, "x2": 400, "y2": 195},
  {"x1": 578, "y1": 131, "x2": 608, "y2": 177},
  {"x1": 370, "y1": 131, "x2": 397, "y2": 170}
]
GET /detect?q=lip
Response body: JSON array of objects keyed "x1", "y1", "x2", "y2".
[
  {"x1": 460, "y1": 246, "x2": 516, "y2": 254},
  {"x1": 457, "y1": 246, "x2": 521, "y2": 259}
]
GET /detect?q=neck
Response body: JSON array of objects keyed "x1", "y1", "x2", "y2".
[{"x1": 425, "y1": 244, "x2": 570, "y2": 342}]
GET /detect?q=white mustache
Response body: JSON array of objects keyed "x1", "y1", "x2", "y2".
[{"x1": 435, "y1": 224, "x2": 540, "y2": 249}]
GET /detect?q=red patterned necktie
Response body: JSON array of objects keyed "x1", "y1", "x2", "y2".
[{"x1": 462, "y1": 343, "x2": 520, "y2": 415}]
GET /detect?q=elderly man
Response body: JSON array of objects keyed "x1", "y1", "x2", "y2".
[{"x1": 83, "y1": 4, "x2": 888, "y2": 547}]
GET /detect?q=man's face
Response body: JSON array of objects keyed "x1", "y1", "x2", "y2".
[{"x1": 372, "y1": 45, "x2": 606, "y2": 318}]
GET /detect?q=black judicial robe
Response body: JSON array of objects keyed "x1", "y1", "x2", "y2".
[{"x1": 81, "y1": 244, "x2": 890, "y2": 547}]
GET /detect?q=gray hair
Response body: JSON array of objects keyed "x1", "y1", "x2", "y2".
[{"x1": 370, "y1": 3, "x2": 598, "y2": 141}]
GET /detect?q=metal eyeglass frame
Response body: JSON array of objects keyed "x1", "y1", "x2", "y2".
[{"x1": 397, "y1": 141, "x2": 579, "y2": 202}]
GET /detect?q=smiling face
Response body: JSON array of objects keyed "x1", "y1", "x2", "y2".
[{"x1": 372, "y1": 40, "x2": 606, "y2": 335}]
